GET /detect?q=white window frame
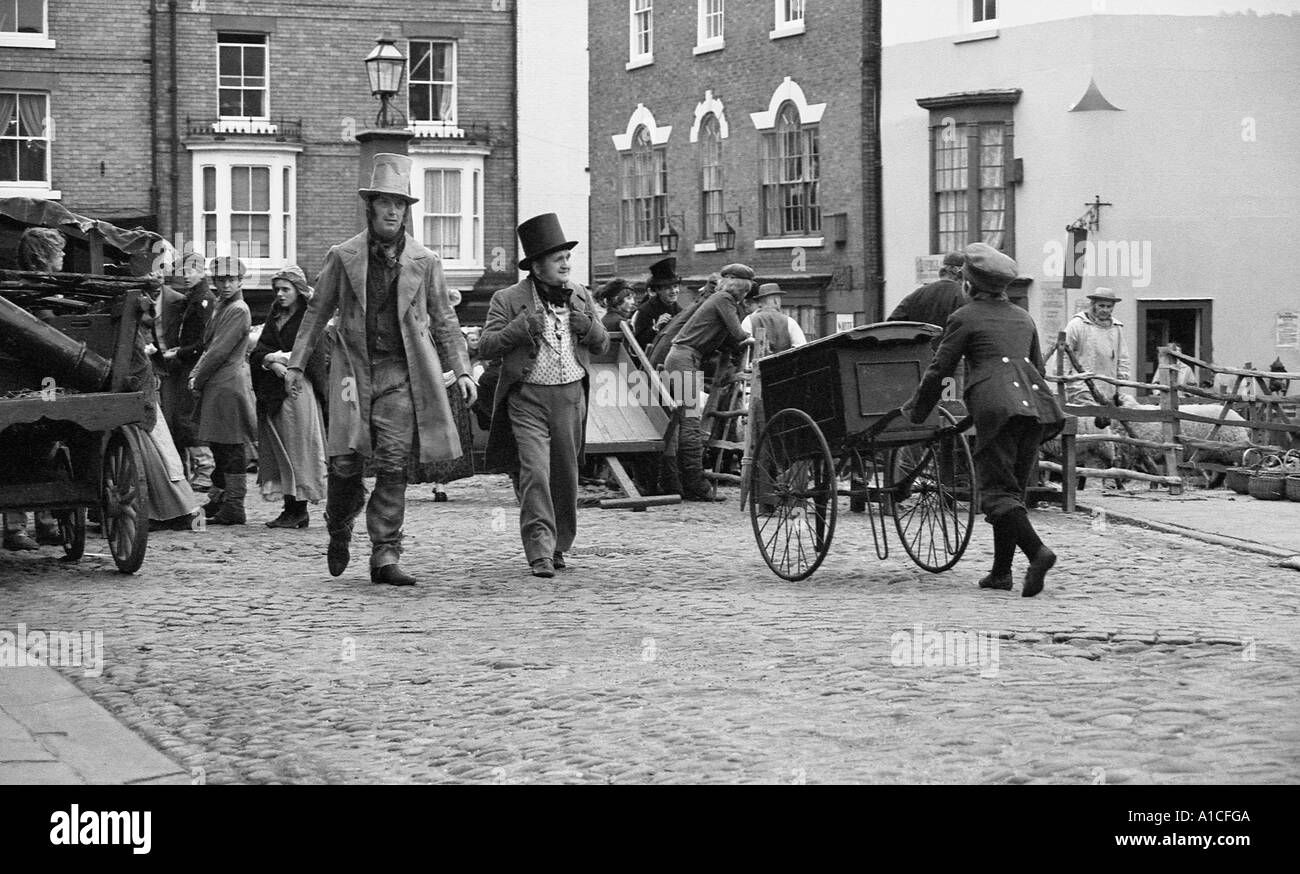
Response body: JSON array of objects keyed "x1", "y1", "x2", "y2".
[
  {"x1": 188, "y1": 143, "x2": 299, "y2": 285},
  {"x1": 408, "y1": 38, "x2": 461, "y2": 137},
  {"x1": 969, "y1": 0, "x2": 998, "y2": 31},
  {"x1": 694, "y1": 0, "x2": 725, "y2": 55},
  {"x1": 0, "y1": 0, "x2": 54, "y2": 49},
  {"x1": 770, "y1": 0, "x2": 805, "y2": 40},
  {"x1": 408, "y1": 151, "x2": 486, "y2": 273},
  {"x1": 627, "y1": 0, "x2": 654, "y2": 70},
  {"x1": 216, "y1": 32, "x2": 270, "y2": 126},
  {"x1": 0, "y1": 89, "x2": 58, "y2": 198}
]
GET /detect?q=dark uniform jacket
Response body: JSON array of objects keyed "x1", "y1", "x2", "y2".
[
  {"x1": 909, "y1": 297, "x2": 1064, "y2": 454},
  {"x1": 631, "y1": 295, "x2": 680, "y2": 350}
]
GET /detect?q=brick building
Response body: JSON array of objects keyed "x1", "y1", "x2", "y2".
[
  {"x1": 588, "y1": 0, "x2": 884, "y2": 338},
  {"x1": 0, "y1": 0, "x2": 524, "y2": 322}
]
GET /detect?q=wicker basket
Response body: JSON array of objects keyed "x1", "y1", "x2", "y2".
[
  {"x1": 1286, "y1": 475, "x2": 1300, "y2": 502},
  {"x1": 1248, "y1": 454, "x2": 1287, "y2": 500},
  {"x1": 1227, "y1": 448, "x2": 1264, "y2": 494}
]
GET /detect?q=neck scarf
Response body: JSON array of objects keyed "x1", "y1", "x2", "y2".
[
  {"x1": 369, "y1": 227, "x2": 405, "y2": 268},
  {"x1": 534, "y1": 277, "x2": 570, "y2": 308}
]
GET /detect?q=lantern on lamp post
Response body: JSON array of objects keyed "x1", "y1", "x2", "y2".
[{"x1": 364, "y1": 38, "x2": 407, "y2": 128}]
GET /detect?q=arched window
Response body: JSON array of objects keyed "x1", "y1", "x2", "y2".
[
  {"x1": 620, "y1": 124, "x2": 666, "y2": 246},
  {"x1": 699, "y1": 113, "x2": 724, "y2": 239},
  {"x1": 760, "y1": 103, "x2": 819, "y2": 236}
]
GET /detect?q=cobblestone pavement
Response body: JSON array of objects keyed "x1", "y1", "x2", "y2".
[{"x1": 1, "y1": 476, "x2": 1297, "y2": 785}]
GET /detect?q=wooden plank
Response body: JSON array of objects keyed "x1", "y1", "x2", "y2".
[
  {"x1": 0, "y1": 391, "x2": 146, "y2": 431},
  {"x1": 0, "y1": 480, "x2": 98, "y2": 510},
  {"x1": 604, "y1": 455, "x2": 639, "y2": 497},
  {"x1": 599, "y1": 494, "x2": 682, "y2": 510},
  {"x1": 1038, "y1": 460, "x2": 1182, "y2": 486}
]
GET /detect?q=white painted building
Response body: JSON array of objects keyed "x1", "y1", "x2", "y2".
[
  {"x1": 882, "y1": 0, "x2": 1300, "y2": 384},
  {"x1": 516, "y1": 1, "x2": 590, "y2": 285}
]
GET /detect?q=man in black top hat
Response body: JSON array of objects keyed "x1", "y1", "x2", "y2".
[
  {"x1": 479, "y1": 213, "x2": 609, "y2": 578},
  {"x1": 888, "y1": 251, "x2": 967, "y2": 328},
  {"x1": 630, "y1": 257, "x2": 682, "y2": 351}
]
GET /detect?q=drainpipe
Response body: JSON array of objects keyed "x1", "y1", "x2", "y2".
[
  {"x1": 148, "y1": 1, "x2": 159, "y2": 227},
  {"x1": 168, "y1": 0, "x2": 179, "y2": 241},
  {"x1": 866, "y1": 0, "x2": 884, "y2": 321}
]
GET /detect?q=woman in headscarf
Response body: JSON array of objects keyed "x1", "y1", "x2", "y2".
[{"x1": 250, "y1": 265, "x2": 327, "y2": 528}]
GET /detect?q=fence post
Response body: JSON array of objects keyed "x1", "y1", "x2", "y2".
[
  {"x1": 1055, "y1": 331, "x2": 1068, "y2": 405},
  {"x1": 1055, "y1": 331, "x2": 1077, "y2": 507},
  {"x1": 1159, "y1": 345, "x2": 1184, "y2": 495}
]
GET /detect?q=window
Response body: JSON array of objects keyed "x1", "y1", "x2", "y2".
[
  {"x1": 0, "y1": 91, "x2": 49, "y2": 186},
  {"x1": 628, "y1": 0, "x2": 653, "y2": 69},
  {"x1": 409, "y1": 39, "x2": 456, "y2": 126},
  {"x1": 408, "y1": 154, "x2": 485, "y2": 269},
  {"x1": 696, "y1": 0, "x2": 724, "y2": 53},
  {"x1": 619, "y1": 125, "x2": 666, "y2": 247},
  {"x1": 218, "y1": 32, "x2": 268, "y2": 119},
  {"x1": 971, "y1": 0, "x2": 997, "y2": 24},
  {"x1": 699, "y1": 114, "x2": 724, "y2": 239},
  {"x1": 760, "y1": 104, "x2": 820, "y2": 237},
  {"x1": 771, "y1": 0, "x2": 805, "y2": 39},
  {"x1": 190, "y1": 146, "x2": 297, "y2": 274},
  {"x1": 919, "y1": 91, "x2": 1019, "y2": 256},
  {"x1": 0, "y1": 0, "x2": 51, "y2": 47}
]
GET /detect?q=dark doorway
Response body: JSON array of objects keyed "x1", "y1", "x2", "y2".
[{"x1": 1136, "y1": 301, "x2": 1212, "y2": 386}]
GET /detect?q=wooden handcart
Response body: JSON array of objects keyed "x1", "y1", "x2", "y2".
[{"x1": 748, "y1": 322, "x2": 977, "y2": 580}]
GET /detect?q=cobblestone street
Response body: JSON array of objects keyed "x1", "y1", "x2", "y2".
[{"x1": 1, "y1": 476, "x2": 1298, "y2": 785}]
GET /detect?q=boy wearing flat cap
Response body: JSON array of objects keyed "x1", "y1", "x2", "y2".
[
  {"x1": 662, "y1": 262, "x2": 756, "y2": 501},
  {"x1": 902, "y1": 242, "x2": 1064, "y2": 598},
  {"x1": 1064, "y1": 287, "x2": 1129, "y2": 405},
  {"x1": 479, "y1": 213, "x2": 609, "y2": 578}
]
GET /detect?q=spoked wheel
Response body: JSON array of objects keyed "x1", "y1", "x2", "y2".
[
  {"x1": 886, "y1": 407, "x2": 976, "y2": 572},
  {"x1": 749, "y1": 408, "x2": 837, "y2": 581},
  {"x1": 101, "y1": 427, "x2": 149, "y2": 574},
  {"x1": 50, "y1": 447, "x2": 86, "y2": 561}
]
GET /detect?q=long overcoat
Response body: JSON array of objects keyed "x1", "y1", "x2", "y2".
[
  {"x1": 909, "y1": 296, "x2": 1065, "y2": 455},
  {"x1": 288, "y1": 231, "x2": 470, "y2": 464},
  {"x1": 478, "y1": 277, "x2": 609, "y2": 473},
  {"x1": 189, "y1": 296, "x2": 257, "y2": 444}
]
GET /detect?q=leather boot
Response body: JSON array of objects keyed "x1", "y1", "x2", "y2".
[
  {"x1": 979, "y1": 517, "x2": 1016, "y2": 590},
  {"x1": 679, "y1": 420, "x2": 723, "y2": 502},
  {"x1": 212, "y1": 474, "x2": 246, "y2": 525},
  {"x1": 202, "y1": 487, "x2": 225, "y2": 519},
  {"x1": 267, "y1": 496, "x2": 309, "y2": 529},
  {"x1": 325, "y1": 467, "x2": 366, "y2": 577},
  {"x1": 368, "y1": 472, "x2": 412, "y2": 584}
]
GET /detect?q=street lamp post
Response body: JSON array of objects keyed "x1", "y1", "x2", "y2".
[{"x1": 365, "y1": 38, "x2": 407, "y2": 128}]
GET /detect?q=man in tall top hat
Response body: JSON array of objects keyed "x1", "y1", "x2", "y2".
[
  {"x1": 630, "y1": 257, "x2": 682, "y2": 351},
  {"x1": 1064, "y1": 287, "x2": 1129, "y2": 404},
  {"x1": 479, "y1": 213, "x2": 609, "y2": 578},
  {"x1": 286, "y1": 153, "x2": 475, "y2": 586}
]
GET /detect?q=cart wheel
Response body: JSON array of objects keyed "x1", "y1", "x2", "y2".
[
  {"x1": 887, "y1": 407, "x2": 976, "y2": 572},
  {"x1": 749, "y1": 408, "x2": 837, "y2": 581},
  {"x1": 57, "y1": 508, "x2": 86, "y2": 561},
  {"x1": 102, "y1": 427, "x2": 149, "y2": 574},
  {"x1": 50, "y1": 449, "x2": 86, "y2": 561}
]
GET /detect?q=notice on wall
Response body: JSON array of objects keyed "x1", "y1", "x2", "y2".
[
  {"x1": 1277, "y1": 311, "x2": 1299, "y2": 349},
  {"x1": 915, "y1": 255, "x2": 943, "y2": 285},
  {"x1": 1038, "y1": 282, "x2": 1068, "y2": 343},
  {"x1": 836, "y1": 313, "x2": 855, "y2": 333}
]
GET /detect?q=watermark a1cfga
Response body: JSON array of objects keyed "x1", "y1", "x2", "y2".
[{"x1": 890, "y1": 623, "x2": 1001, "y2": 677}]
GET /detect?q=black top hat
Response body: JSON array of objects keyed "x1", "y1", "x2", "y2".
[
  {"x1": 517, "y1": 213, "x2": 578, "y2": 271},
  {"x1": 647, "y1": 257, "x2": 679, "y2": 287}
]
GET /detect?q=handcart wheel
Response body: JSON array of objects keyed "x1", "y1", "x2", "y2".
[
  {"x1": 749, "y1": 408, "x2": 837, "y2": 581},
  {"x1": 101, "y1": 427, "x2": 149, "y2": 574},
  {"x1": 886, "y1": 407, "x2": 976, "y2": 572},
  {"x1": 51, "y1": 449, "x2": 85, "y2": 561}
]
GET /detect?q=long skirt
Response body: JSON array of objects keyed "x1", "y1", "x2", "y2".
[
  {"x1": 142, "y1": 405, "x2": 200, "y2": 521},
  {"x1": 369, "y1": 384, "x2": 476, "y2": 485},
  {"x1": 257, "y1": 387, "x2": 327, "y2": 503}
]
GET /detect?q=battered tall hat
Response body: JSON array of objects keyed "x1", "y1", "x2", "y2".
[
  {"x1": 358, "y1": 153, "x2": 419, "y2": 204},
  {"x1": 647, "y1": 257, "x2": 679, "y2": 288},
  {"x1": 516, "y1": 213, "x2": 579, "y2": 271}
]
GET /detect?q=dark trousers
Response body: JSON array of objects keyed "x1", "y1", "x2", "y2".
[
  {"x1": 661, "y1": 344, "x2": 710, "y2": 497},
  {"x1": 326, "y1": 356, "x2": 414, "y2": 569},
  {"x1": 974, "y1": 416, "x2": 1045, "y2": 523},
  {"x1": 209, "y1": 442, "x2": 246, "y2": 491},
  {"x1": 508, "y1": 380, "x2": 584, "y2": 563}
]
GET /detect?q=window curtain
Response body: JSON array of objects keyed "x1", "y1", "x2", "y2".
[
  {"x1": 0, "y1": 93, "x2": 16, "y2": 135},
  {"x1": 18, "y1": 93, "x2": 46, "y2": 139}
]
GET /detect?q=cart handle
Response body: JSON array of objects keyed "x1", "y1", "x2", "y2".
[{"x1": 864, "y1": 408, "x2": 974, "y2": 441}]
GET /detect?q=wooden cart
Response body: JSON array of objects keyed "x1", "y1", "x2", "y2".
[
  {"x1": 748, "y1": 322, "x2": 976, "y2": 580},
  {"x1": 0, "y1": 201, "x2": 159, "y2": 573}
]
